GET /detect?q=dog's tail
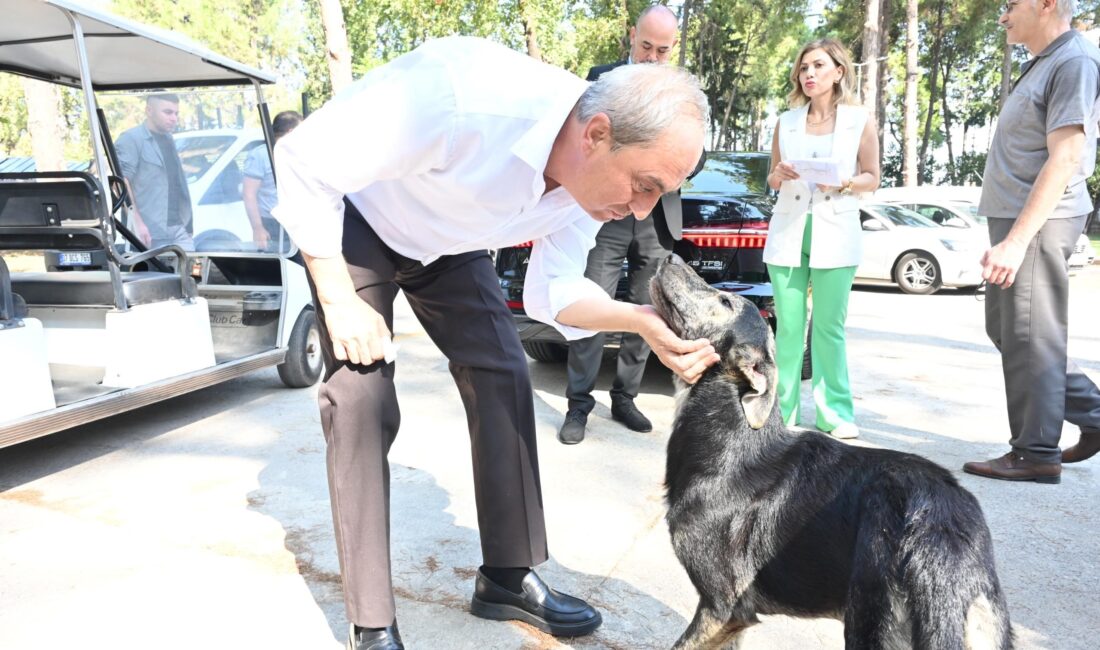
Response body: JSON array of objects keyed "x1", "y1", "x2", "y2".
[{"x1": 902, "y1": 491, "x2": 1014, "y2": 650}]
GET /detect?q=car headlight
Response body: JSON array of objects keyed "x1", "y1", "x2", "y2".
[{"x1": 939, "y1": 238, "x2": 970, "y2": 251}]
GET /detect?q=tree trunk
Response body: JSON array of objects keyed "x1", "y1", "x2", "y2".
[
  {"x1": 319, "y1": 0, "x2": 353, "y2": 94},
  {"x1": 903, "y1": 0, "x2": 919, "y2": 186},
  {"x1": 941, "y1": 60, "x2": 955, "y2": 182},
  {"x1": 21, "y1": 78, "x2": 65, "y2": 172},
  {"x1": 1000, "y1": 39, "x2": 1014, "y2": 110},
  {"x1": 918, "y1": 0, "x2": 945, "y2": 182},
  {"x1": 679, "y1": 0, "x2": 692, "y2": 67},
  {"x1": 519, "y1": 0, "x2": 541, "y2": 60},
  {"x1": 861, "y1": 0, "x2": 880, "y2": 110},
  {"x1": 876, "y1": 0, "x2": 890, "y2": 152}
]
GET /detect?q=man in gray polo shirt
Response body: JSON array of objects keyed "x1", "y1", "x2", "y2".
[{"x1": 963, "y1": 0, "x2": 1100, "y2": 484}]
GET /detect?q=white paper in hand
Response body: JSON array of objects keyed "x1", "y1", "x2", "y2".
[
  {"x1": 381, "y1": 337, "x2": 399, "y2": 364},
  {"x1": 788, "y1": 158, "x2": 842, "y2": 187}
]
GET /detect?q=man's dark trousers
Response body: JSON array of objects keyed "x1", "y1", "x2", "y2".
[
  {"x1": 985, "y1": 214, "x2": 1100, "y2": 463},
  {"x1": 311, "y1": 206, "x2": 548, "y2": 627},
  {"x1": 566, "y1": 216, "x2": 669, "y2": 415}
]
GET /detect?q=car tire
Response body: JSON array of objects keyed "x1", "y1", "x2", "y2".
[
  {"x1": 521, "y1": 340, "x2": 568, "y2": 363},
  {"x1": 278, "y1": 308, "x2": 324, "y2": 388},
  {"x1": 894, "y1": 252, "x2": 942, "y2": 295}
]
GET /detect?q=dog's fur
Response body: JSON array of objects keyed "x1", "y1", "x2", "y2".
[{"x1": 650, "y1": 256, "x2": 1013, "y2": 650}]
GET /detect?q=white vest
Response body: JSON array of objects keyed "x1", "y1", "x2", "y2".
[{"x1": 762, "y1": 103, "x2": 869, "y2": 269}]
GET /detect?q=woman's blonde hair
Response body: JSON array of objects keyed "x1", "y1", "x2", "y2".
[{"x1": 786, "y1": 38, "x2": 859, "y2": 108}]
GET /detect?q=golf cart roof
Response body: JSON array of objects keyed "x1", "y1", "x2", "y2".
[{"x1": 0, "y1": 0, "x2": 276, "y2": 90}]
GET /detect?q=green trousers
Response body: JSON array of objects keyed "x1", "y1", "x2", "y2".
[{"x1": 766, "y1": 217, "x2": 857, "y2": 431}]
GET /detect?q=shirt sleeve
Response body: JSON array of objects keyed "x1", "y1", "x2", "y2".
[
  {"x1": 522, "y1": 214, "x2": 610, "y2": 341},
  {"x1": 1046, "y1": 55, "x2": 1100, "y2": 133},
  {"x1": 114, "y1": 130, "x2": 138, "y2": 180},
  {"x1": 272, "y1": 48, "x2": 456, "y2": 259},
  {"x1": 242, "y1": 147, "x2": 267, "y2": 180}
]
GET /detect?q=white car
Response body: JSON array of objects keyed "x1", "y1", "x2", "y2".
[
  {"x1": 856, "y1": 203, "x2": 984, "y2": 294},
  {"x1": 875, "y1": 186, "x2": 1096, "y2": 270},
  {"x1": 173, "y1": 127, "x2": 272, "y2": 251}
]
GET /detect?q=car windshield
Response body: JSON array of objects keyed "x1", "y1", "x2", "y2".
[
  {"x1": 870, "y1": 204, "x2": 938, "y2": 227},
  {"x1": 175, "y1": 135, "x2": 237, "y2": 184},
  {"x1": 682, "y1": 152, "x2": 771, "y2": 195}
]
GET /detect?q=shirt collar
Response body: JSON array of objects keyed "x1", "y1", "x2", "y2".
[
  {"x1": 510, "y1": 79, "x2": 588, "y2": 199},
  {"x1": 1036, "y1": 29, "x2": 1075, "y2": 59}
]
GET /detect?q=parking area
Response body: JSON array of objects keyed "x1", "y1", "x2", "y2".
[{"x1": 1, "y1": 268, "x2": 1098, "y2": 650}]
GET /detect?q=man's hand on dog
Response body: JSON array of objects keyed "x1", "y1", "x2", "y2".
[{"x1": 636, "y1": 305, "x2": 719, "y2": 384}]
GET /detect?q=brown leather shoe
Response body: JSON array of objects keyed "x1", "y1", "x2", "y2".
[
  {"x1": 962, "y1": 451, "x2": 1061, "y2": 484},
  {"x1": 1061, "y1": 429, "x2": 1100, "y2": 464}
]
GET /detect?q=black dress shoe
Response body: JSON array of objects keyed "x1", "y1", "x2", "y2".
[
  {"x1": 347, "y1": 621, "x2": 404, "y2": 650},
  {"x1": 611, "y1": 399, "x2": 652, "y2": 432},
  {"x1": 557, "y1": 410, "x2": 587, "y2": 445},
  {"x1": 470, "y1": 569, "x2": 602, "y2": 637}
]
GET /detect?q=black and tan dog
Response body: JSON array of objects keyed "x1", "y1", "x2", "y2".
[{"x1": 650, "y1": 255, "x2": 1013, "y2": 650}]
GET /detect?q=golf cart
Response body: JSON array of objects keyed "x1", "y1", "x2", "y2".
[{"x1": 0, "y1": 0, "x2": 321, "y2": 448}]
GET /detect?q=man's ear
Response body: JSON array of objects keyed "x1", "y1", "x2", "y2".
[
  {"x1": 583, "y1": 112, "x2": 613, "y2": 154},
  {"x1": 628, "y1": 26, "x2": 636, "y2": 47}
]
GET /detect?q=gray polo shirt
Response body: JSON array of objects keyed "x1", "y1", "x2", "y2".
[{"x1": 979, "y1": 30, "x2": 1100, "y2": 220}]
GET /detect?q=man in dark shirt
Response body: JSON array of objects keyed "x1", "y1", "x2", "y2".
[
  {"x1": 558, "y1": 4, "x2": 682, "y2": 444},
  {"x1": 115, "y1": 93, "x2": 194, "y2": 251}
]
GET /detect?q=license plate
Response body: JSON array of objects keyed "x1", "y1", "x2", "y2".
[{"x1": 59, "y1": 252, "x2": 92, "y2": 266}]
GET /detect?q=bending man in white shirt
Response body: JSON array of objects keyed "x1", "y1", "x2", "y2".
[{"x1": 273, "y1": 35, "x2": 715, "y2": 650}]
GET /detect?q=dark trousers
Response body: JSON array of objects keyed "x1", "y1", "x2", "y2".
[
  {"x1": 566, "y1": 216, "x2": 670, "y2": 414},
  {"x1": 311, "y1": 207, "x2": 548, "y2": 627},
  {"x1": 985, "y1": 215, "x2": 1100, "y2": 462}
]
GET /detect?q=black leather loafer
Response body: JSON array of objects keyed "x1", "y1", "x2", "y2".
[
  {"x1": 610, "y1": 398, "x2": 652, "y2": 432},
  {"x1": 347, "y1": 621, "x2": 404, "y2": 650},
  {"x1": 470, "y1": 569, "x2": 602, "y2": 637}
]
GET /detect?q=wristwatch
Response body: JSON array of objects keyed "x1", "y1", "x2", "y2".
[{"x1": 839, "y1": 178, "x2": 854, "y2": 196}]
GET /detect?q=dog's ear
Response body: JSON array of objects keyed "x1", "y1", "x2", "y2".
[{"x1": 737, "y1": 358, "x2": 775, "y2": 429}]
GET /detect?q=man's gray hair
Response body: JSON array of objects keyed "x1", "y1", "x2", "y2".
[
  {"x1": 577, "y1": 64, "x2": 709, "y2": 150},
  {"x1": 1055, "y1": 0, "x2": 1077, "y2": 20}
]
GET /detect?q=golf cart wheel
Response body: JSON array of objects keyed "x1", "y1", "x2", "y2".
[
  {"x1": 521, "y1": 340, "x2": 568, "y2": 363},
  {"x1": 894, "y1": 252, "x2": 942, "y2": 295},
  {"x1": 278, "y1": 308, "x2": 324, "y2": 388}
]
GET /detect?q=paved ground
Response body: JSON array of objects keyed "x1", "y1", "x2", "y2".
[{"x1": 1, "y1": 268, "x2": 1098, "y2": 649}]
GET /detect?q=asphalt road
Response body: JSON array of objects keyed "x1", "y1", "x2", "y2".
[{"x1": 1, "y1": 268, "x2": 1098, "y2": 649}]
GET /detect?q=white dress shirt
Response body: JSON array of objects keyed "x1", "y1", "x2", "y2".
[{"x1": 273, "y1": 36, "x2": 608, "y2": 339}]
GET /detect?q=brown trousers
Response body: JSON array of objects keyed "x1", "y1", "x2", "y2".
[{"x1": 310, "y1": 206, "x2": 549, "y2": 627}]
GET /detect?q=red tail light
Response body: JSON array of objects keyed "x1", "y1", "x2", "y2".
[
  {"x1": 682, "y1": 231, "x2": 766, "y2": 249},
  {"x1": 511, "y1": 241, "x2": 534, "y2": 249},
  {"x1": 506, "y1": 300, "x2": 524, "y2": 310}
]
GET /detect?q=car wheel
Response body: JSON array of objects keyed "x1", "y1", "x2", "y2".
[
  {"x1": 521, "y1": 340, "x2": 568, "y2": 363},
  {"x1": 278, "y1": 308, "x2": 324, "y2": 388},
  {"x1": 894, "y1": 252, "x2": 942, "y2": 295}
]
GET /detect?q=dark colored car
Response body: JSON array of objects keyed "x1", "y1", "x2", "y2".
[{"x1": 496, "y1": 152, "x2": 811, "y2": 378}]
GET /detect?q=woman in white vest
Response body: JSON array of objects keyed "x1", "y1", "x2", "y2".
[{"x1": 763, "y1": 38, "x2": 880, "y2": 439}]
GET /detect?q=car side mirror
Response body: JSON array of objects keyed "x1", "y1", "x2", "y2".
[{"x1": 861, "y1": 219, "x2": 886, "y2": 232}]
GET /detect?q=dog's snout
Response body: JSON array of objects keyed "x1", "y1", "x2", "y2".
[{"x1": 667, "y1": 253, "x2": 685, "y2": 266}]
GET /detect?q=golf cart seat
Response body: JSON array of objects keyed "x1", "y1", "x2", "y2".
[{"x1": 10, "y1": 271, "x2": 187, "y2": 307}]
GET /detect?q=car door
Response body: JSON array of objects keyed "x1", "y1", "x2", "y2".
[{"x1": 856, "y1": 210, "x2": 893, "y2": 280}]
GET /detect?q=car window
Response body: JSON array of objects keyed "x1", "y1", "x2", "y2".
[
  {"x1": 910, "y1": 204, "x2": 967, "y2": 228},
  {"x1": 175, "y1": 135, "x2": 237, "y2": 184},
  {"x1": 682, "y1": 199, "x2": 741, "y2": 227},
  {"x1": 949, "y1": 200, "x2": 987, "y2": 224},
  {"x1": 870, "y1": 204, "x2": 938, "y2": 228}
]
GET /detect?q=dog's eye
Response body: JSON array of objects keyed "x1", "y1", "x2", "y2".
[{"x1": 719, "y1": 295, "x2": 734, "y2": 310}]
